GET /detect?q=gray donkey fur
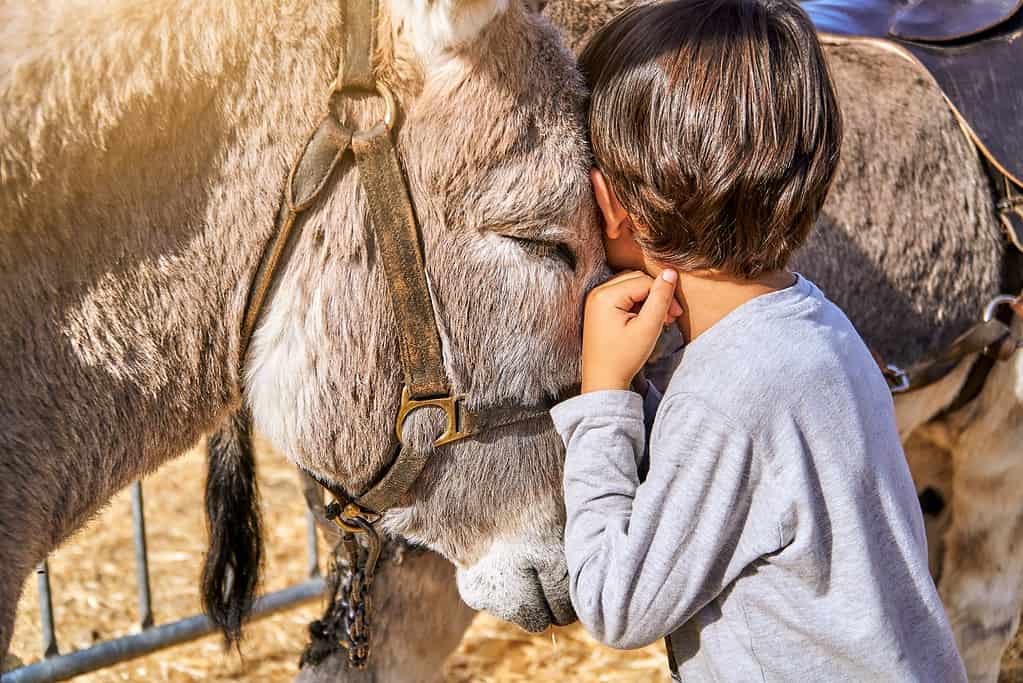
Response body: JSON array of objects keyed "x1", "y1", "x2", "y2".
[
  {"x1": 0, "y1": 0, "x2": 605, "y2": 660},
  {"x1": 295, "y1": 2, "x2": 1015, "y2": 681}
]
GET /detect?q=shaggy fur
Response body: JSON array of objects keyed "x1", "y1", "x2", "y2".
[
  {"x1": 241, "y1": 0, "x2": 600, "y2": 631},
  {"x1": 0, "y1": 0, "x2": 601, "y2": 657},
  {"x1": 796, "y1": 41, "x2": 1004, "y2": 368}
]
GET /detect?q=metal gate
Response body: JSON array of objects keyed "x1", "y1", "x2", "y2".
[{"x1": 2, "y1": 481, "x2": 324, "y2": 683}]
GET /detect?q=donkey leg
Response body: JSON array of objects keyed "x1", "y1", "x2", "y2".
[
  {"x1": 903, "y1": 432, "x2": 955, "y2": 580},
  {"x1": 0, "y1": 583, "x2": 20, "y2": 668},
  {"x1": 921, "y1": 339, "x2": 1023, "y2": 682},
  {"x1": 1, "y1": 530, "x2": 41, "y2": 665},
  {"x1": 295, "y1": 546, "x2": 475, "y2": 683}
]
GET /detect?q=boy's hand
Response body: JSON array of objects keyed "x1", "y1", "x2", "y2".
[{"x1": 581, "y1": 269, "x2": 682, "y2": 393}]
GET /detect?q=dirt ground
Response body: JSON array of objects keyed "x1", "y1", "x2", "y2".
[{"x1": 7, "y1": 444, "x2": 668, "y2": 682}]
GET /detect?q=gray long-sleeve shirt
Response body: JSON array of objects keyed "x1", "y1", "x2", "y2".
[{"x1": 551, "y1": 275, "x2": 965, "y2": 681}]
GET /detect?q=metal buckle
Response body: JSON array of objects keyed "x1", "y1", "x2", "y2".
[
  {"x1": 395, "y1": 386, "x2": 472, "y2": 447},
  {"x1": 885, "y1": 364, "x2": 911, "y2": 393},
  {"x1": 327, "y1": 501, "x2": 381, "y2": 534},
  {"x1": 327, "y1": 81, "x2": 397, "y2": 132},
  {"x1": 983, "y1": 294, "x2": 1023, "y2": 322}
]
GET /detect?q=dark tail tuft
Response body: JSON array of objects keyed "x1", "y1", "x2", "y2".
[{"x1": 201, "y1": 406, "x2": 263, "y2": 646}]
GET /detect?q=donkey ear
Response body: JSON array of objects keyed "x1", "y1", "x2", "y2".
[{"x1": 390, "y1": 0, "x2": 510, "y2": 56}]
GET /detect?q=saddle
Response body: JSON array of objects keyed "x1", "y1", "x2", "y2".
[{"x1": 802, "y1": 0, "x2": 1023, "y2": 249}]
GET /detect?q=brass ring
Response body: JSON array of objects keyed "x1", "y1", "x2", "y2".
[
  {"x1": 983, "y1": 294, "x2": 1019, "y2": 322},
  {"x1": 327, "y1": 81, "x2": 397, "y2": 132}
]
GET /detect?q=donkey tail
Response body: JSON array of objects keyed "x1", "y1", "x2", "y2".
[{"x1": 201, "y1": 406, "x2": 263, "y2": 646}]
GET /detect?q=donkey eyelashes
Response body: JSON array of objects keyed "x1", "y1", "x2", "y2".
[{"x1": 503, "y1": 235, "x2": 578, "y2": 271}]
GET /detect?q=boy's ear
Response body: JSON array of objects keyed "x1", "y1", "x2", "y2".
[{"x1": 590, "y1": 168, "x2": 631, "y2": 239}]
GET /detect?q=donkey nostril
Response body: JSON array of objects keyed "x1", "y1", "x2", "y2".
[{"x1": 918, "y1": 487, "x2": 946, "y2": 516}]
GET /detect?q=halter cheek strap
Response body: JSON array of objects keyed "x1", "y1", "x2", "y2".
[{"x1": 240, "y1": 0, "x2": 476, "y2": 514}]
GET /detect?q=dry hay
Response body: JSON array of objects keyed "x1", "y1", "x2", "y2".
[
  {"x1": 1003, "y1": 636, "x2": 1023, "y2": 683},
  {"x1": 7, "y1": 444, "x2": 667, "y2": 682},
  {"x1": 447, "y1": 616, "x2": 667, "y2": 682}
]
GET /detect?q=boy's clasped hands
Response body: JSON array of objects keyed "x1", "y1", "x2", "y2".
[{"x1": 580, "y1": 268, "x2": 681, "y2": 394}]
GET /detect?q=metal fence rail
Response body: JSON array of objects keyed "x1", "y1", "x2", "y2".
[{"x1": 2, "y1": 480, "x2": 324, "y2": 683}]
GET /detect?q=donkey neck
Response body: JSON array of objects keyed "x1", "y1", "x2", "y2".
[{"x1": 0, "y1": 0, "x2": 348, "y2": 561}]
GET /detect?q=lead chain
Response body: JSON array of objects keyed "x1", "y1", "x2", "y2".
[
  {"x1": 334, "y1": 519, "x2": 382, "y2": 670},
  {"x1": 339, "y1": 533, "x2": 372, "y2": 668}
]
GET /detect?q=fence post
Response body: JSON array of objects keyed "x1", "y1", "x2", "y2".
[
  {"x1": 130, "y1": 481, "x2": 154, "y2": 629},
  {"x1": 4, "y1": 472, "x2": 328, "y2": 683},
  {"x1": 35, "y1": 562, "x2": 58, "y2": 658},
  {"x1": 305, "y1": 507, "x2": 320, "y2": 578}
]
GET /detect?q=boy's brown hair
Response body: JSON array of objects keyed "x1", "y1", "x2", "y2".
[{"x1": 581, "y1": 0, "x2": 842, "y2": 278}]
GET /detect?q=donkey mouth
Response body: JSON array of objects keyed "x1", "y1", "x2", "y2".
[
  {"x1": 506, "y1": 590, "x2": 576, "y2": 632},
  {"x1": 455, "y1": 558, "x2": 577, "y2": 632},
  {"x1": 508, "y1": 567, "x2": 576, "y2": 632},
  {"x1": 534, "y1": 566, "x2": 577, "y2": 628}
]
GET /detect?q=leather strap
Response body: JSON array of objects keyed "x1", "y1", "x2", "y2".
[
  {"x1": 932, "y1": 299, "x2": 1021, "y2": 417},
  {"x1": 353, "y1": 400, "x2": 554, "y2": 513},
  {"x1": 297, "y1": 398, "x2": 554, "y2": 516},
  {"x1": 241, "y1": 0, "x2": 381, "y2": 362},
  {"x1": 936, "y1": 354, "x2": 997, "y2": 418},
  {"x1": 356, "y1": 445, "x2": 430, "y2": 514},
  {"x1": 240, "y1": 116, "x2": 353, "y2": 363},
  {"x1": 353, "y1": 127, "x2": 450, "y2": 399},
  {"x1": 339, "y1": 0, "x2": 378, "y2": 92},
  {"x1": 896, "y1": 318, "x2": 1014, "y2": 393}
]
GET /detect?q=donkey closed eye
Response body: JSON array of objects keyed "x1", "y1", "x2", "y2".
[{"x1": 504, "y1": 235, "x2": 577, "y2": 271}]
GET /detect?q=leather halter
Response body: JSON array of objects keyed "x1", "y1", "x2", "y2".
[
  {"x1": 875, "y1": 293, "x2": 1021, "y2": 411},
  {"x1": 239, "y1": 0, "x2": 551, "y2": 518}
]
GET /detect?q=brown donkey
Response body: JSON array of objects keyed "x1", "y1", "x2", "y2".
[{"x1": 0, "y1": 0, "x2": 606, "y2": 658}]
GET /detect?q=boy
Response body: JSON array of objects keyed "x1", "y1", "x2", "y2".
[{"x1": 549, "y1": 0, "x2": 967, "y2": 680}]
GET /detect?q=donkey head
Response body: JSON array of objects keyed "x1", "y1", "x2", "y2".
[{"x1": 245, "y1": 0, "x2": 603, "y2": 631}]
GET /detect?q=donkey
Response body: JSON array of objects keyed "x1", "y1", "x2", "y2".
[
  {"x1": 291, "y1": 2, "x2": 1023, "y2": 681},
  {"x1": 0, "y1": 0, "x2": 607, "y2": 660}
]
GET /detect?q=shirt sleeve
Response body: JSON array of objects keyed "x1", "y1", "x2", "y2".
[{"x1": 550, "y1": 390, "x2": 787, "y2": 650}]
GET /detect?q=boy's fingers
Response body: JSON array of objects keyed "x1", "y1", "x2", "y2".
[
  {"x1": 608, "y1": 275, "x2": 657, "y2": 311},
  {"x1": 589, "y1": 272, "x2": 654, "y2": 310},
  {"x1": 636, "y1": 270, "x2": 679, "y2": 329},
  {"x1": 663, "y1": 298, "x2": 683, "y2": 324}
]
